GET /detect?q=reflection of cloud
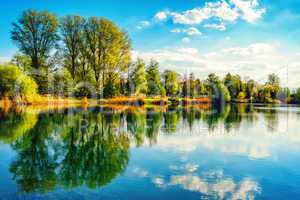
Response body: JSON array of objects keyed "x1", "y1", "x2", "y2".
[
  {"x1": 152, "y1": 177, "x2": 165, "y2": 188},
  {"x1": 153, "y1": 171, "x2": 260, "y2": 200},
  {"x1": 131, "y1": 167, "x2": 149, "y2": 178},
  {"x1": 153, "y1": 111, "x2": 300, "y2": 159},
  {"x1": 169, "y1": 163, "x2": 199, "y2": 173}
]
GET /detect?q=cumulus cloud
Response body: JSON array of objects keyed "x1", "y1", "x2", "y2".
[
  {"x1": 155, "y1": 11, "x2": 168, "y2": 21},
  {"x1": 154, "y1": 0, "x2": 265, "y2": 30},
  {"x1": 153, "y1": 171, "x2": 261, "y2": 200},
  {"x1": 171, "y1": 27, "x2": 202, "y2": 36},
  {"x1": 182, "y1": 37, "x2": 191, "y2": 43},
  {"x1": 136, "y1": 20, "x2": 151, "y2": 30},
  {"x1": 133, "y1": 42, "x2": 300, "y2": 87},
  {"x1": 230, "y1": 0, "x2": 266, "y2": 23},
  {"x1": 222, "y1": 43, "x2": 279, "y2": 57},
  {"x1": 204, "y1": 22, "x2": 227, "y2": 31}
]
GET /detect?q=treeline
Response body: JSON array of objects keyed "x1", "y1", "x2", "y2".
[{"x1": 0, "y1": 9, "x2": 300, "y2": 104}]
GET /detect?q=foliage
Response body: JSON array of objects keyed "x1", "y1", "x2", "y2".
[
  {"x1": 11, "y1": 10, "x2": 59, "y2": 69},
  {"x1": 131, "y1": 59, "x2": 148, "y2": 95},
  {"x1": 60, "y1": 15, "x2": 85, "y2": 80},
  {"x1": 162, "y1": 70, "x2": 180, "y2": 97},
  {"x1": 146, "y1": 60, "x2": 166, "y2": 96},
  {"x1": 51, "y1": 68, "x2": 74, "y2": 97},
  {"x1": 0, "y1": 64, "x2": 38, "y2": 102}
]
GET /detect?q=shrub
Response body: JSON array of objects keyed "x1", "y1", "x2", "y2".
[{"x1": 0, "y1": 64, "x2": 38, "y2": 102}]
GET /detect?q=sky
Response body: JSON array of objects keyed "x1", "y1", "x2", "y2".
[{"x1": 1, "y1": 0, "x2": 300, "y2": 87}]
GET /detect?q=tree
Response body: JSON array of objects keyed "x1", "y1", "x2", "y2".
[
  {"x1": 60, "y1": 15, "x2": 85, "y2": 80},
  {"x1": 277, "y1": 87, "x2": 290, "y2": 102},
  {"x1": 162, "y1": 70, "x2": 180, "y2": 97},
  {"x1": 131, "y1": 59, "x2": 147, "y2": 95},
  {"x1": 0, "y1": 64, "x2": 38, "y2": 102},
  {"x1": 246, "y1": 79, "x2": 256, "y2": 99},
  {"x1": 224, "y1": 73, "x2": 242, "y2": 99},
  {"x1": 267, "y1": 73, "x2": 280, "y2": 99},
  {"x1": 11, "y1": 53, "x2": 32, "y2": 72},
  {"x1": 206, "y1": 73, "x2": 230, "y2": 102},
  {"x1": 146, "y1": 60, "x2": 165, "y2": 96},
  {"x1": 11, "y1": 10, "x2": 59, "y2": 69},
  {"x1": 84, "y1": 17, "x2": 131, "y2": 93}
]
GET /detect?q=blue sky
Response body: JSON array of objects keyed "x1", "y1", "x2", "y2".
[{"x1": 1, "y1": 0, "x2": 300, "y2": 86}]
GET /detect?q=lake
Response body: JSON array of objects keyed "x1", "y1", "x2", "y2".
[{"x1": 0, "y1": 104, "x2": 299, "y2": 199}]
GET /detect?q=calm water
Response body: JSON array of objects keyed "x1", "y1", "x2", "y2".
[{"x1": 0, "y1": 104, "x2": 300, "y2": 200}]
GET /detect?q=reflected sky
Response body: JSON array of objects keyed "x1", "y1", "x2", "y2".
[{"x1": 0, "y1": 104, "x2": 299, "y2": 199}]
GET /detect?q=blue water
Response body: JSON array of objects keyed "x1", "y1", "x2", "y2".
[{"x1": 0, "y1": 104, "x2": 299, "y2": 199}]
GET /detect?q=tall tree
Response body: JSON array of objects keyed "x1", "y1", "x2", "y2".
[
  {"x1": 162, "y1": 70, "x2": 180, "y2": 97},
  {"x1": 85, "y1": 17, "x2": 131, "y2": 93},
  {"x1": 146, "y1": 60, "x2": 165, "y2": 96},
  {"x1": 132, "y1": 59, "x2": 148, "y2": 95},
  {"x1": 11, "y1": 10, "x2": 59, "y2": 69},
  {"x1": 267, "y1": 73, "x2": 280, "y2": 99},
  {"x1": 60, "y1": 15, "x2": 85, "y2": 80}
]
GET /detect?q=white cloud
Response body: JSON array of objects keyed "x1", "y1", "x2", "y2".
[
  {"x1": 155, "y1": 11, "x2": 168, "y2": 21},
  {"x1": 204, "y1": 22, "x2": 227, "y2": 31},
  {"x1": 222, "y1": 43, "x2": 279, "y2": 57},
  {"x1": 169, "y1": 1, "x2": 239, "y2": 25},
  {"x1": 185, "y1": 27, "x2": 202, "y2": 36},
  {"x1": 154, "y1": 0, "x2": 265, "y2": 26},
  {"x1": 171, "y1": 27, "x2": 202, "y2": 36},
  {"x1": 176, "y1": 47, "x2": 199, "y2": 55},
  {"x1": 136, "y1": 20, "x2": 151, "y2": 30},
  {"x1": 164, "y1": 174, "x2": 260, "y2": 200},
  {"x1": 230, "y1": 0, "x2": 266, "y2": 23},
  {"x1": 133, "y1": 42, "x2": 300, "y2": 91},
  {"x1": 182, "y1": 37, "x2": 191, "y2": 43}
]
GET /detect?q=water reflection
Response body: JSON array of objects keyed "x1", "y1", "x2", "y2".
[{"x1": 0, "y1": 104, "x2": 299, "y2": 198}]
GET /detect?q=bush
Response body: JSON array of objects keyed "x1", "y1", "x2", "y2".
[{"x1": 0, "y1": 64, "x2": 38, "y2": 102}]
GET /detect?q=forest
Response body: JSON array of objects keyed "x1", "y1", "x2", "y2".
[{"x1": 1, "y1": 10, "x2": 300, "y2": 105}]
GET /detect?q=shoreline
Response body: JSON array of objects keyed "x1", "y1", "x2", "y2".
[{"x1": 1, "y1": 96, "x2": 299, "y2": 109}]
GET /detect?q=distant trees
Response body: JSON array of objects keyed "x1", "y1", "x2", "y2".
[
  {"x1": 146, "y1": 60, "x2": 166, "y2": 96},
  {"x1": 131, "y1": 59, "x2": 148, "y2": 95},
  {"x1": 162, "y1": 70, "x2": 180, "y2": 97}
]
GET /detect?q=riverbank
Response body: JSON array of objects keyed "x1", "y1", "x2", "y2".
[{"x1": 0, "y1": 96, "x2": 212, "y2": 108}]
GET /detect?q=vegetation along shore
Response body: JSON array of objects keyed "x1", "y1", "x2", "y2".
[{"x1": 1, "y1": 10, "x2": 300, "y2": 106}]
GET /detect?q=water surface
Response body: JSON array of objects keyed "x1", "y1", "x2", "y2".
[{"x1": 0, "y1": 104, "x2": 299, "y2": 199}]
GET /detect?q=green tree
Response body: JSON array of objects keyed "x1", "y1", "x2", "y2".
[
  {"x1": 267, "y1": 73, "x2": 280, "y2": 99},
  {"x1": 85, "y1": 17, "x2": 131, "y2": 93},
  {"x1": 162, "y1": 70, "x2": 180, "y2": 97},
  {"x1": 60, "y1": 15, "x2": 85, "y2": 80},
  {"x1": 131, "y1": 59, "x2": 148, "y2": 95},
  {"x1": 11, "y1": 53, "x2": 32, "y2": 72},
  {"x1": 146, "y1": 60, "x2": 166, "y2": 96},
  {"x1": 224, "y1": 73, "x2": 242, "y2": 99},
  {"x1": 0, "y1": 64, "x2": 38, "y2": 102},
  {"x1": 11, "y1": 10, "x2": 59, "y2": 69}
]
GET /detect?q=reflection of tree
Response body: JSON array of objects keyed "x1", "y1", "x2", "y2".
[
  {"x1": 10, "y1": 114, "x2": 58, "y2": 193},
  {"x1": 146, "y1": 109, "x2": 162, "y2": 145},
  {"x1": 126, "y1": 110, "x2": 146, "y2": 146},
  {"x1": 163, "y1": 109, "x2": 180, "y2": 134},
  {"x1": 0, "y1": 108, "x2": 38, "y2": 143},
  {"x1": 259, "y1": 107, "x2": 278, "y2": 132},
  {"x1": 1, "y1": 104, "x2": 267, "y2": 194},
  {"x1": 8, "y1": 109, "x2": 130, "y2": 193}
]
